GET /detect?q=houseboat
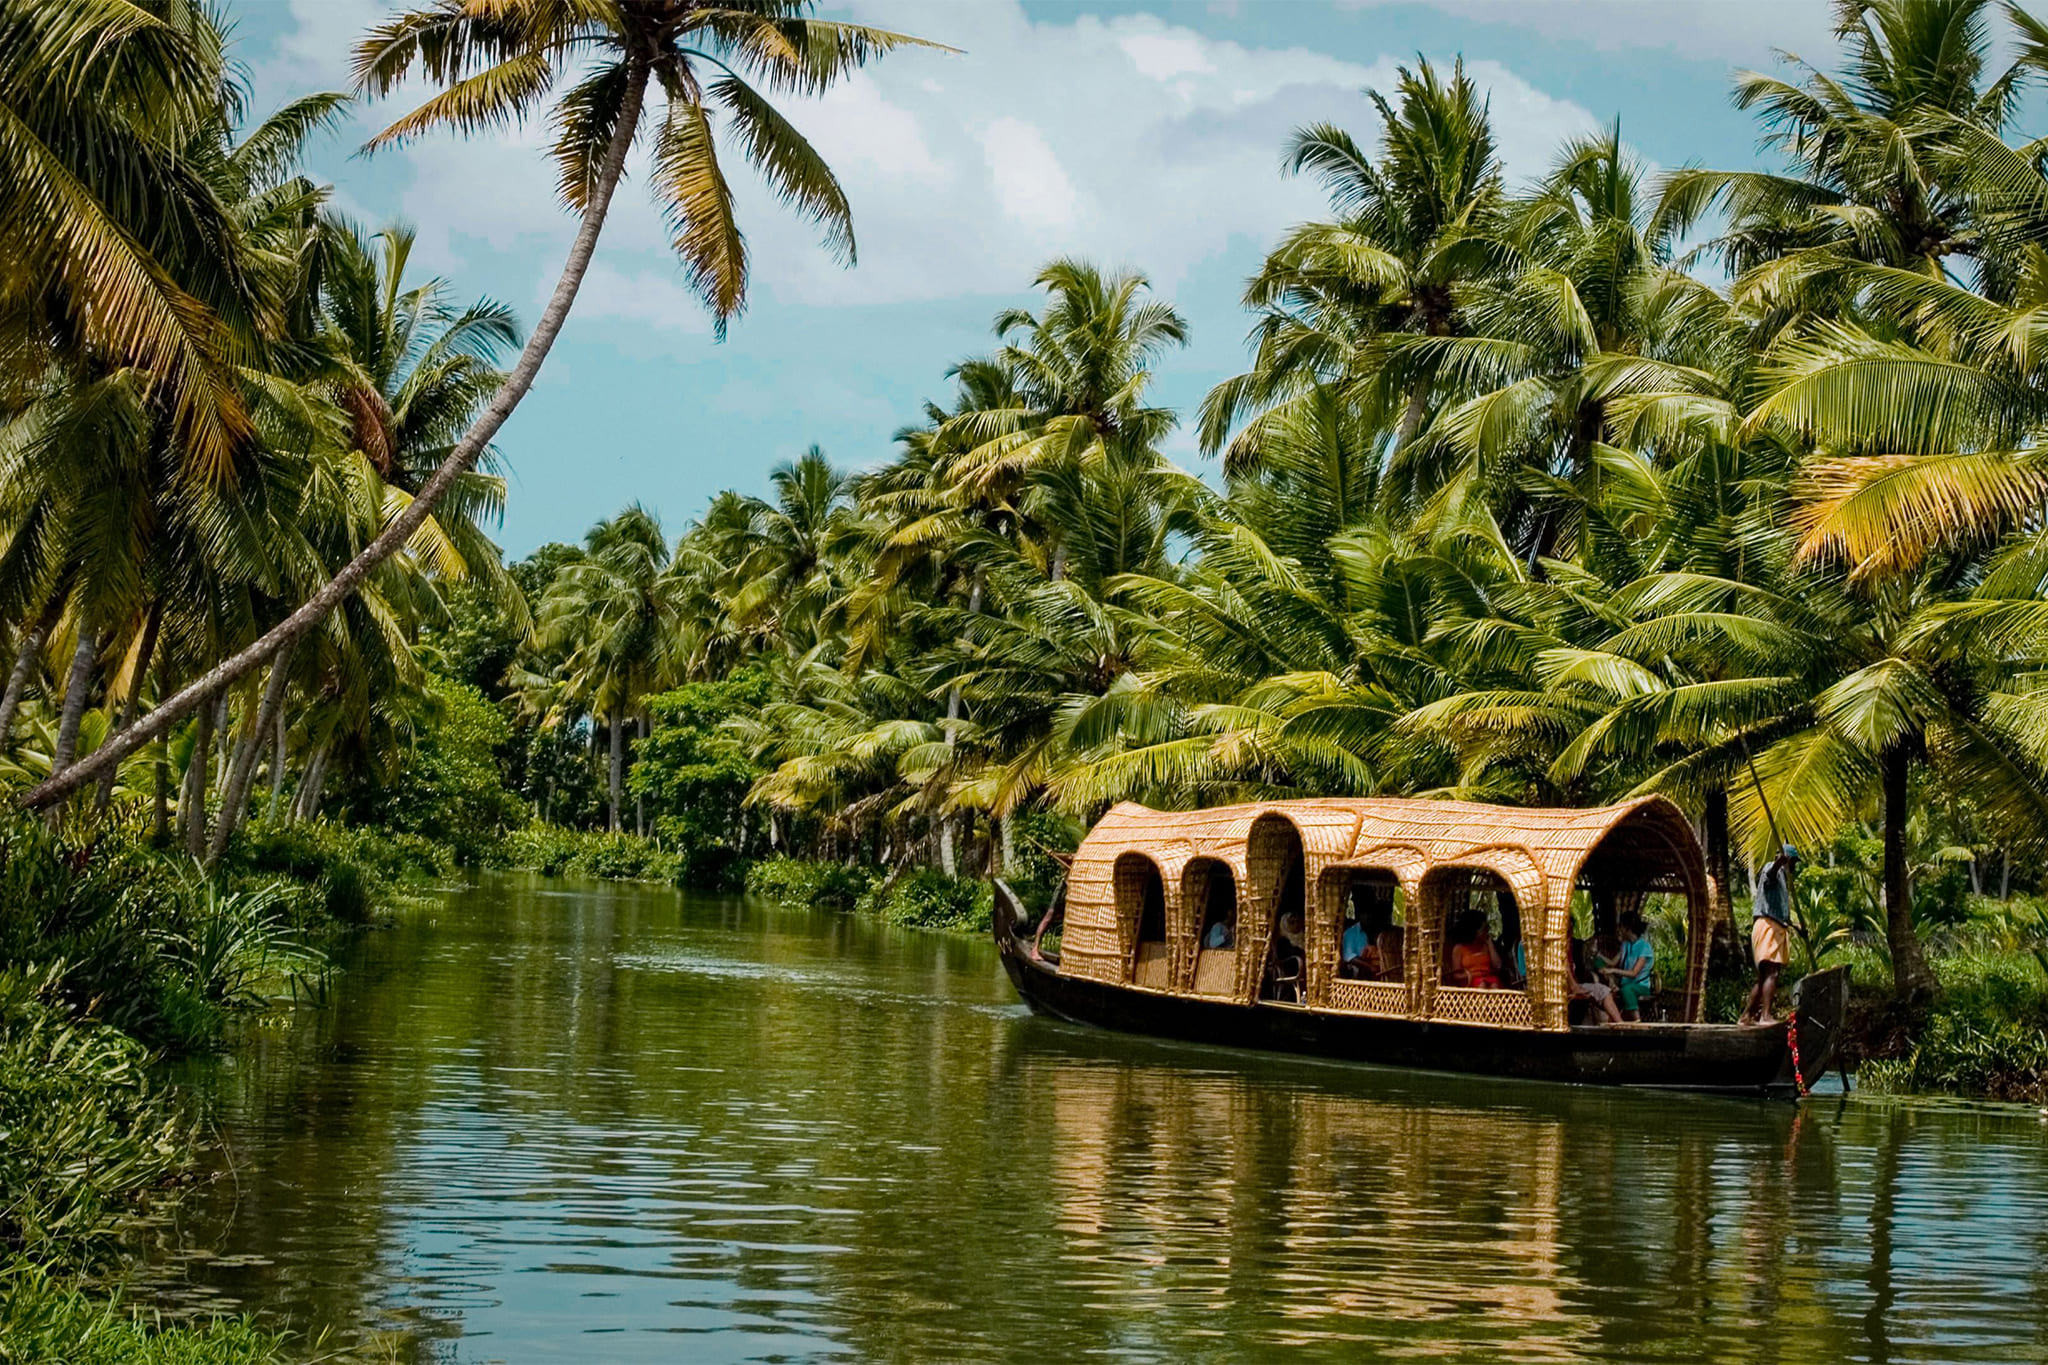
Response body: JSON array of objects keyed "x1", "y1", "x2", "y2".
[{"x1": 992, "y1": 795, "x2": 1847, "y2": 1094}]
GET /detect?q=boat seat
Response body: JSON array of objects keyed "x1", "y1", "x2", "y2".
[
  {"x1": 1192, "y1": 947, "x2": 1237, "y2": 996},
  {"x1": 1133, "y1": 941, "x2": 1171, "y2": 989}
]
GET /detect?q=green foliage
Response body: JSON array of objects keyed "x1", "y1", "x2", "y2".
[
  {"x1": 0, "y1": 820, "x2": 332, "y2": 1055},
  {"x1": 632, "y1": 672, "x2": 771, "y2": 889},
  {"x1": 333, "y1": 677, "x2": 525, "y2": 865},
  {"x1": 858, "y1": 868, "x2": 992, "y2": 932},
  {"x1": 0, "y1": 1260, "x2": 286, "y2": 1364},
  {"x1": 745, "y1": 857, "x2": 877, "y2": 912},
  {"x1": 0, "y1": 968, "x2": 191, "y2": 1274},
  {"x1": 502, "y1": 826, "x2": 684, "y2": 883},
  {"x1": 1006, "y1": 809, "x2": 1082, "y2": 914},
  {"x1": 231, "y1": 820, "x2": 451, "y2": 926}
]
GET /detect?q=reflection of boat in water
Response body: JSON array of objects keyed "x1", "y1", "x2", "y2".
[{"x1": 993, "y1": 796, "x2": 1846, "y2": 1095}]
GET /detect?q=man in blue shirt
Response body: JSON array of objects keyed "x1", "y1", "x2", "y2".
[
  {"x1": 1742, "y1": 845, "x2": 1799, "y2": 1025},
  {"x1": 1340, "y1": 914, "x2": 1370, "y2": 977}
]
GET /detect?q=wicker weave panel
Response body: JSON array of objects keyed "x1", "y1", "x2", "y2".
[
  {"x1": 1192, "y1": 947, "x2": 1237, "y2": 996},
  {"x1": 1133, "y1": 942, "x2": 1172, "y2": 991},
  {"x1": 1327, "y1": 979, "x2": 1408, "y2": 1017},
  {"x1": 1433, "y1": 986, "x2": 1536, "y2": 1029}
]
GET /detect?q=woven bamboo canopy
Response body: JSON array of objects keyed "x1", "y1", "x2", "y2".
[{"x1": 1059, "y1": 795, "x2": 1710, "y2": 1031}]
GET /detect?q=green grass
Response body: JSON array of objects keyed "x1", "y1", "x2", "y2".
[{"x1": 0, "y1": 1261, "x2": 287, "y2": 1365}]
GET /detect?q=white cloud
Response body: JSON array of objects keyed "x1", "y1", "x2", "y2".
[
  {"x1": 264, "y1": 0, "x2": 1607, "y2": 323},
  {"x1": 981, "y1": 117, "x2": 1082, "y2": 235},
  {"x1": 568, "y1": 263, "x2": 715, "y2": 341}
]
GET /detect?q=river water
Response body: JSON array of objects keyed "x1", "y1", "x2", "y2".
[{"x1": 137, "y1": 873, "x2": 2048, "y2": 1364}]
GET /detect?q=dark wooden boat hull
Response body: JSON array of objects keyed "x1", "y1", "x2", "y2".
[{"x1": 993, "y1": 882, "x2": 1847, "y2": 1096}]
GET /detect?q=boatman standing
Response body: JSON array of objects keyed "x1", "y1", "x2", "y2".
[{"x1": 1741, "y1": 845, "x2": 1799, "y2": 1025}]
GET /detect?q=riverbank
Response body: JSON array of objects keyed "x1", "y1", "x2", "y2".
[
  {"x1": 501, "y1": 824, "x2": 1059, "y2": 934},
  {"x1": 0, "y1": 817, "x2": 446, "y2": 1364}
]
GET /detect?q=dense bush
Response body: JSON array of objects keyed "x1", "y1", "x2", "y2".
[
  {"x1": 0, "y1": 1260, "x2": 285, "y2": 1364},
  {"x1": 229, "y1": 819, "x2": 450, "y2": 934},
  {"x1": 1005, "y1": 809, "x2": 1082, "y2": 914},
  {"x1": 745, "y1": 857, "x2": 876, "y2": 911},
  {"x1": 858, "y1": 868, "x2": 992, "y2": 932},
  {"x1": 503, "y1": 826, "x2": 684, "y2": 883},
  {"x1": 632, "y1": 673, "x2": 770, "y2": 889},
  {"x1": 330, "y1": 676, "x2": 526, "y2": 866},
  {"x1": 0, "y1": 968, "x2": 191, "y2": 1273},
  {"x1": 0, "y1": 822, "x2": 328, "y2": 1055},
  {"x1": 1858, "y1": 957, "x2": 2048, "y2": 1102}
]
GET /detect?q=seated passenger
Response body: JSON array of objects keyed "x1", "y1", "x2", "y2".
[
  {"x1": 1340, "y1": 911, "x2": 1373, "y2": 979},
  {"x1": 1496, "y1": 902, "x2": 1527, "y2": 990},
  {"x1": 1276, "y1": 911, "x2": 1306, "y2": 965},
  {"x1": 1204, "y1": 914, "x2": 1234, "y2": 950},
  {"x1": 1569, "y1": 935, "x2": 1624, "y2": 1025},
  {"x1": 1445, "y1": 908, "x2": 1504, "y2": 989},
  {"x1": 1599, "y1": 911, "x2": 1657, "y2": 1020}
]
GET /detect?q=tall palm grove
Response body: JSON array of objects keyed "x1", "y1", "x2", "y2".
[{"x1": 8, "y1": 0, "x2": 2048, "y2": 1022}]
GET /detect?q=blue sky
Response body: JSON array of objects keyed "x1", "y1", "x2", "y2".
[{"x1": 231, "y1": 0, "x2": 1844, "y2": 556}]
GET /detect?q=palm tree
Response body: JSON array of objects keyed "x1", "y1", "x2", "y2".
[
  {"x1": 1654, "y1": 0, "x2": 2037, "y2": 293},
  {"x1": 0, "y1": 0, "x2": 256, "y2": 476},
  {"x1": 541, "y1": 505, "x2": 685, "y2": 832},
  {"x1": 23, "y1": 0, "x2": 947, "y2": 810},
  {"x1": 1199, "y1": 57, "x2": 1506, "y2": 467}
]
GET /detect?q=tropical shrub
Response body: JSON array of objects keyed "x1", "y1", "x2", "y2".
[
  {"x1": 0, "y1": 968, "x2": 191, "y2": 1272},
  {"x1": 1005, "y1": 810, "x2": 1083, "y2": 914},
  {"x1": 503, "y1": 826, "x2": 683, "y2": 883},
  {"x1": 633, "y1": 673, "x2": 769, "y2": 889},
  {"x1": 859, "y1": 868, "x2": 992, "y2": 932},
  {"x1": 332, "y1": 677, "x2": 526, "y2": 866},
  {"x1": 745, "y1": 857, "x2": 876, "y2": 911}
]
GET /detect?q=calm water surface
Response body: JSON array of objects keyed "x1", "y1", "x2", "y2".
[{"x1": 137, "y1": 873, "x2": 2048, "y2": 1363}]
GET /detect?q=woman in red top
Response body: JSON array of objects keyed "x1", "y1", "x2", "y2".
[{"x1": 1446, "y1": 909, "x2": 1504, "y2": 989}]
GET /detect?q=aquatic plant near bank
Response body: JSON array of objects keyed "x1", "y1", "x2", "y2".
[
  {"x1": 0, "y1": 967, "x2": 191, "y2": 1274},
  {"x1": 0, "y1": 1260, "x2": 287, "y2": 1365}
]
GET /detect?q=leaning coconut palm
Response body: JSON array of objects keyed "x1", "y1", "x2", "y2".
[{"x1": 23, "y1": 0, "x2": 949, "y2": 811}]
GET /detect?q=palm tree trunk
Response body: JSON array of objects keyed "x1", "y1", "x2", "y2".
[
  {"x1": 96, "y1": 599, "x2": 162, "y2": 814},
  {"x1": 635, "y1": 712, "x2": 647, "y2": 837},
  {"x1": 153, "y1": 742, "x2": 169, "y2": 844},
  {"x1": 184, "y1": 701, "x2": 213, "y2": 858},
  {"x1": 267, "y1": 706, "x2": 287, "y2": 825},
  {"x1": 292, "y1": 738, "x2": 330, "y2": 824},
  {"x1": 208, "y1": 642, "x2": 293, "y2": 864},
  {"x1": 1882, "y1": 744, "x2": 1934, "y2": 999},
  {"x1": 1702, "y1": 786, "x2": 1737, "y2": 966},
  {"x1": 1396, "y1": 386, "x2": 1428, "y2": 447},
  {"x1": 20, "y1": 56, "x2": 656, "y2": 812},
  {"x1": 302, "y1": 743, "x2": 330, "y2": 823},
  {"x1": 607, "y1": 705, "x2": 624, "y2": 833},
  {"x1": 0, "y1": 604, "x2": 56, "y2": 747},
  {"x1": 50, "y1": 624, "x2": 98, "y2": 777}
]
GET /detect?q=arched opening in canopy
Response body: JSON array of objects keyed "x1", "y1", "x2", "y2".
[
  {"x1": 1250, "y1": 814, "x2": 1307, "y2": 1003},
  {"x1": 1185, "y1": 857, "x2": 1238, "y2": 996},
  {"x1": 1115, "y1": 851, "x2": 1170, "y2": 989},
  {"x1": 1570, "y1": 800, "x2": 1709, "y2": 1022}
]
